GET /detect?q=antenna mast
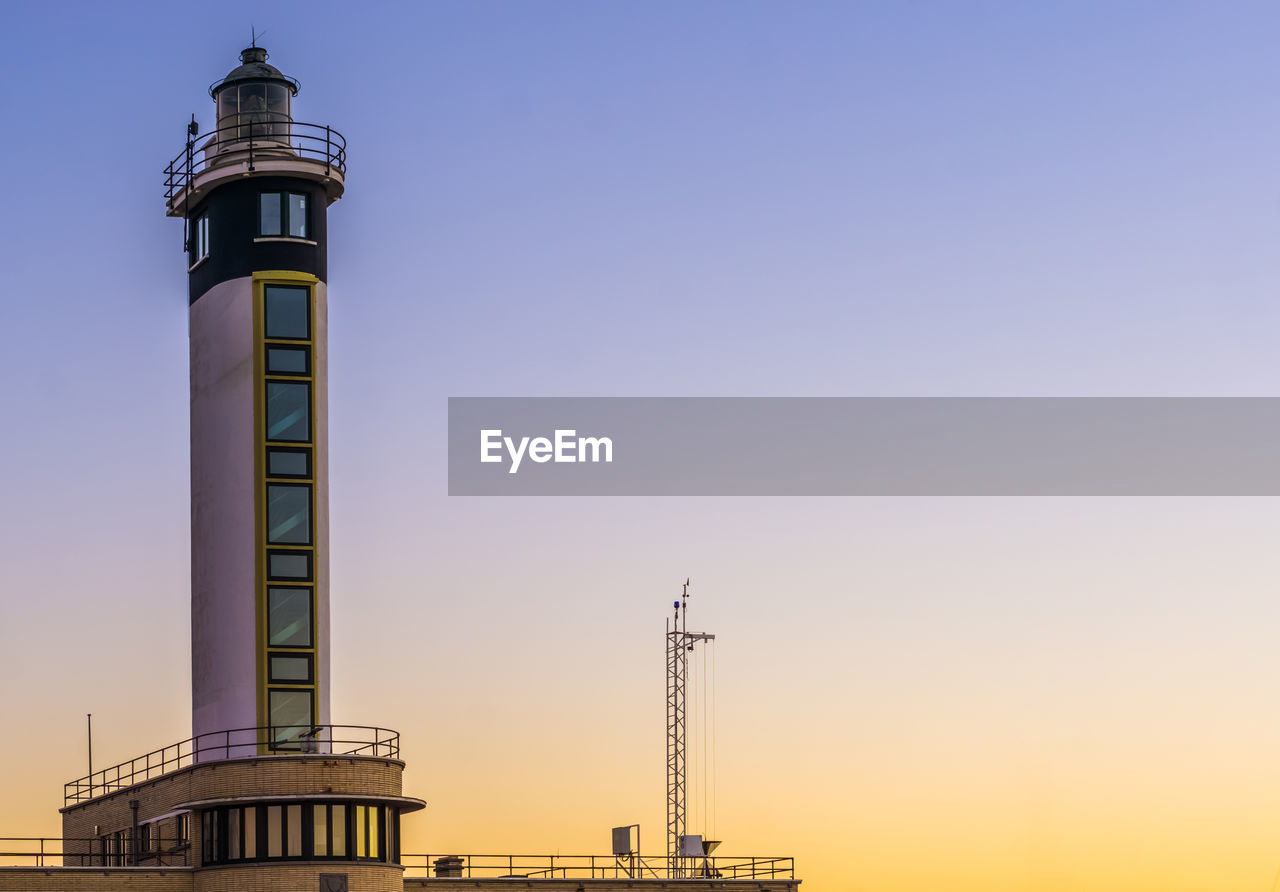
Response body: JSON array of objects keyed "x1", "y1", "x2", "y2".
[{"x1": 666, "y1": 579, "x2": 714, "y2": 877}]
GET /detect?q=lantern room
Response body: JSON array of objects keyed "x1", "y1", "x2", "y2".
[{"x1": 210, "y1": 46, "x2": 299, "y2": 144}]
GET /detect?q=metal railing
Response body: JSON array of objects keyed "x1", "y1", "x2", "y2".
[
  {"x1": 0, "y1": 837, "x2": 190, "y2": 868},
  {"x1": 400, "y1": 853, "x2": 795, "y2": 880},
  {"x1": 64, "y1": 724, "x2": 399, "y2": 805},
  {"x1": 164, "y1": 118, "x2": 346, "y2": 203}
]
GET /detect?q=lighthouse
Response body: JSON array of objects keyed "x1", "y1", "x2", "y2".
[{"x1": 165, "y1": 45, "x2": 345, "y2": 755}]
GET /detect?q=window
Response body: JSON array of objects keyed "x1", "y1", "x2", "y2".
[
  {"x1": 267, "y1": 447, "x2": 311, "y2": 478},
  {"x1": 268, "y1": 688, "x2": 315, "y2": 744},
  {"x1": 331, "y1": 805, "x2": 347, "y2": 857},
  {"x1": 269, "y1": 653, "x2": 313, "y2": 683},
  {"x1": 313, "y1": 806, "x2": 329, "y2": 857},
  {"x1": 267, "y1": 484, "x2": 311, "y2": 545},
  {"x1": 228, "y1": 808, "x2": 241, "y2": 860},
  {"x1": 264, "y1": 285, "x2": 310, "y2": 339},
  {"x1": 192, "y1": 213, "x2": 209, "y2": 261},
  {"x1": 266, "y1": 381, "x2": 310, "y2": 441},
  {"x1": 201, "y1": 803, "x2": 396, "y2": 865},
  {"x1": 268, "y1": 586, "x2": 312, "y2": 647},
  {"x1": 355, "y1": 805, "x2": 383, "y2": 860},
  {"x1": 259, "y1": 192, "x2": 309, "y2": 238},
  {"x1": 175, "y1": 814, "x2": 189, "y2": 846},
  {"x1": 260, "y1": 193, "x2": 281, "y2": 236},
  {"x1": 201, "y1": 810, "x2": 218, "y2": 865},
  {"x1": 267, "y1": 345, "x2": 309, "y2": 375},
  {"x1": 268, "y1": 550, "x2": 311, "y2": 581},
  {"x1": 287, "y1": 805, "x2": 303, "y2": 857}
]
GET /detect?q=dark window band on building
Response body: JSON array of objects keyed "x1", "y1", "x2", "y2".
[
  {"x1": 201, "y1": 802, "x2": 398, "y2": 866},
  {"x1": 186, "y1": 178, "x2": 328, "y2": 304}
]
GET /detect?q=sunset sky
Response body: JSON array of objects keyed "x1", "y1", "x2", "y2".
[{"x1": 3, "y1": 2, "x2": 1280, "y2": 889}]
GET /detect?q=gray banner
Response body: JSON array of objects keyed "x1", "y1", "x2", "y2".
[{"x1": 447, "y1": 397, "x2": 1280, "y2": 495}]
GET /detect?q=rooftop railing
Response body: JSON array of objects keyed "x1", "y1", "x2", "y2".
[
  {"x1": 164, "y1": 118, "x2": 346, "y2": 204},
  {"x1": 64, "y1": 724, "x2": 399, "y2": 805},
  {"x1": 400, "y1": 853, "x2": 796, "y2": 881},
  {"x1": 0, "y1": 837, "x2": 190, "y2": 868},
  {"x1": 1, "y1": 841, "x2": 792, "y2": 880}
]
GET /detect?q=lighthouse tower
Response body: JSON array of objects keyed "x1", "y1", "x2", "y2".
[{"x1": 165, "y1": 45, "x2": 345, "y2": 755}]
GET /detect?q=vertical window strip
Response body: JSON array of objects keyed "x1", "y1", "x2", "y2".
[{"x1": 260, "y1": 281, "x2": 318, "y2": 741}]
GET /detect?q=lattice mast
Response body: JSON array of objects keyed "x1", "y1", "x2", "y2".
[{"x1": 666, "y1": 580, "x2": 714, "y2": 876}]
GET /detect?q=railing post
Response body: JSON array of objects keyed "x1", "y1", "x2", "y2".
[{"x1": 326, "y1": 126, "x2": 332, "y2": 176}]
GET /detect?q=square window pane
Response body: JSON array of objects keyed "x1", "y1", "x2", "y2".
[
  {"x1": 267, "y1": 346, "x2": 309, "y2": 375},
  {"x1": 260, "y1": 193, "x2": 281, "y2": 236},
  {"x1": 269, "y1": 689, "x2": 314, "y2": 745},
  {"x1": 267, "y1": 448, "x2": 310, "y2": 478},
  {"x1": 268, "y1": 587, "x2": 312, "y2": 647},
  {"x1": 288, "y1": 193, "x2": 308, "y2": 238},
  {"x1": 266, "y1": 381, "x2": 309, "y2": 442},
  {"x1": 267, "y1": 484, "x2": 310, "y2": 545},
  {"x1": 268, "y1": 551, "x2": 311, "y2": 581},
  {"x1": 264, "y1": 285, "x2": 309, "y2": 339},
  {"x1": 269, "y1": 654, "x2": 312, "y2": 683}
]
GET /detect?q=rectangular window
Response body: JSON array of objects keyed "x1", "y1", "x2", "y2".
[
  {"x1": 264, "y1": 285, "x2": 310, "y2": 339},
  {"x1": 260, "y1": 193, "x2": 282, "y2": 236},
  {"x1": 269, "y1": 688, "x2": 315, "y2": 745},
  {"x1": 356, "y1": 806, "x2": 366, "y2": 858},
  {"x1": 244, "y1": 806, "x2": 257, "y2": 860},
  {"x1": 313, "y1": 805, "x2": 328, "y2": 857},
  {"x1": 331, "y1": 805, "x2": 346, "y2": 857},
  {"x1": 176, "y1": 814, "x2": 189, "y2": 846},
  {"x1": 266, "y1": 381, "x2": 310, "y2": 442},
  {"x1": 201, "y1": 810, "x2": 218, "y2": 864},
  {"x1": 288, "y1": 193, "x2": 309, "y2": 238},
  {"x1": 267, "y1": 551, "x2": 311, "y2": 581},
  {"x1": 258, "y1": 193, "x2": 310, "y2": 239},
  {"x1": 369, "y1": 806, "x2": 381, "y2": 860},
  {"x1": 266, "y1": 345, "x2": 309, "y2": 376},
  {"x1": 267, "y1": 484, "x2": 311, "y2": 545},
  {"x1": 266, "y1": 806, "x2": 282, "y2": 858},
  {"x1": 268, "y1": 586, "x2": 312, "y2": 647},
  {"x1": 287, "y1": 805, "x2": 303, "y2": 857},
  {"x1": 267, "y1": 447, "x2": 311, "y2": 478},
  {"x1": 269, "y1": 653, "x2": 313, "y2": 683},
  {"x1": 193, "y1": 213, "x2": 210, "y2": 260},
  {"x1": 228, "y1": 808, "x2": 241, "y2": 860}
]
